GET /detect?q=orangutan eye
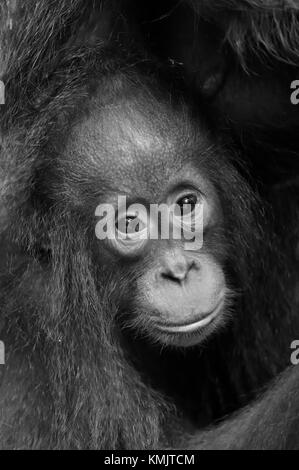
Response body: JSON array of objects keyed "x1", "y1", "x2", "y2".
[
  {"x1": 176, "y1": 194, "x2": 198, "y2": 215},
  {"x1": 110, "y1": 210, "x2": 149, "y2": 257},
  {"x1": 116, "y1": 214, "x2": 146, "y2": 235},
  {"x1": 171, "y1": 190, "x2": 204, "y2": 234}
]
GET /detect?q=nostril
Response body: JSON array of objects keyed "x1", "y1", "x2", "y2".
[
  {"x1": 161, "y1": 269, "x2": 186, "y2": 284},
  {"x1": 161, "y1": 261, "x2": 195, "y2": 283},
  {"x1": 159, "y1": 253, "x2": 200, "y2": 284}
]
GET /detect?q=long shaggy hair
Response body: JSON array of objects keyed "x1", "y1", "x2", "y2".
[
  {"x1": 189, "y1": 0, "x2": 299, "y2": 67},
  {"x1": 0, "y1": 0, "x2": 170, "y2": 450},
  {"x1": 0, "y1": 0, "x2": 298, "y2": 450}
]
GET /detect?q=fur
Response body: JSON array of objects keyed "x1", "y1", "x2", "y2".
[{"x1": 0, "y1": 0, "x2": 298, "y2": 450}]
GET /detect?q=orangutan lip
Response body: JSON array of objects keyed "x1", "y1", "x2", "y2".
[{"x1": 156, "y1": 298, "x2": 225, "y2": 334}]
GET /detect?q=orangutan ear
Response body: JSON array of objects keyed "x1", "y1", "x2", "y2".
[{"x1": 199, "y1": 60, "x2": 226, "y2": 98}]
